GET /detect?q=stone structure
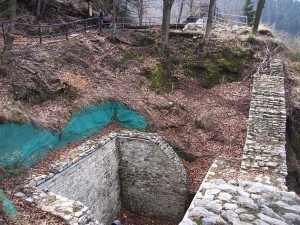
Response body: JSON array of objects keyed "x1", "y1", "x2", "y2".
[
  {"x1": 180, "y1": 60, "x2": 300, "y2": 225},
  {"x1": 38, "y1": 139, "x2": 120, "y2": 225},
  {"x1": 17, "y1": 132, "x2": 187, "y2": 225},
  {"x1": 239, "y1": 60, "x2": 287, "y2": 189},
  {"x1": 11, "y1": 60, "x2": 300, "y2": 225},
  {"x1": 118, "y1": 138, "x2": 187, "y2": 221}
]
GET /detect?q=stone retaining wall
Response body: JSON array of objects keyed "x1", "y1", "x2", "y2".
[
  {"x1": 118, "y1": 138, "x2": 187, "y2": 221},
  {"x1": 38, "y1": 139, "x2": 120, "y2": 225},
  {"x1": 16, "y1": 132, "x2": 187, "y2": 225},
  {"x1": 179, "y1": 60, "x2": 300, "y2": 225},
  {"x1": 239, "y1": 60, "x2": 287, "y2": 190}
]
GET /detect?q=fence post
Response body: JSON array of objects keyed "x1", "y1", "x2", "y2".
[
  {"x1": 65, "y1": 23, "x2": 68, "y2": 40},
  {"x1": 84, "y1": 20, "x2": 87, "y2": 33},
  {"x1": 1, "y1": 22, "x2": 4, "y2": 39},
  {"x1": 38, "y1": 24, "x2": 42, "y2": 44},
  {"x1": 98, "y1": 17, "x2": 102, "y2": 34}
]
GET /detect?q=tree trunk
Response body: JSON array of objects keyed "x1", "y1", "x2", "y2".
[
  {"x1": 189, "y1": 0, "x2": 194, "y2": 15},
  {"x1": 252, "y1": 0, "x2": 265, "y2": 34},
  {"x1": 1, "y1": 0, "x2": 16, "y2": 65},
  {"x1": 162, "y1": 0, "x2": 174, "y2": 47},
  {"x1": 138, "y1": 0, "x2": 144, "y2": 26},
  {"x1": 177, "y1": 0, "x2": 184, "y2": 24},
  {"x1": 88, "y1": 1, "x2": 93, "y2": 17},
  {"x1": 9, "y1": 0, "x2": 17, "y2": 32},
  {"x1": 112, "y1": 0, "x2": 117, "y2": 37},
  {"x1": 40, "y1": 0, "x2": 49, "y2": 17},
  {"x1": 204, "y1": 0, "x2": 216, "y2": 44},
  {"x1": 36, "y1": 0, "x2": 42, "y2": 18},
  {"x1": 125, "y1": 0, "x2": 128, "y2": 16}
]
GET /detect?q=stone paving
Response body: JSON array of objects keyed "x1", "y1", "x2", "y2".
[{"x1": 179, "y1": 60, "x2": 300, "y2": 225}]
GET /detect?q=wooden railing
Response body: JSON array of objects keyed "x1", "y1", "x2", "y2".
[
  {"x1": 1, "y1": 17, "x2": 102, "y2": 44},
  {"x1": 0, "y1": 16, "x2": 150, "y2": 44},
  {"x1": 0, "y1": 13, "x2": 247, "y2": 44}
]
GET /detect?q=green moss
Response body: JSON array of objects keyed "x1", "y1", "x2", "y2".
[
  {"x1": 155, "y1": 102, "x2": 174, "y2": 110},
  {"x1": 150, "y1": 64, "x2": 165, "y2": 92},
  {"x1": 63, "y1": 210, "x2": 71, "y2": 215},
  {"x1": 292, "y1": 52, "x2": 300, "y2": 62},
  {"x1": 247, "y1": 32, "x2": 257, "y2": 44},
  {"x1": 118, "y1": 51, "x2": 135, "y2": 65},
  {"x1": 45, "y1": 196, "x2": 56, "y2": 205},
  {"x1": 193, "y1": 218, "x2": 202, "y2": 225},
  {"x1": 72, "y1": 204, "x2": 81, "y2": 212},
  {"x1": 201, "y1": 59, "x2": 223, "y2": 88},
  {"x1": 216, "y1": 45, "x2": 249, "y2": 75},
  {"x1": 296, "y1": 64, "x2": 300, "y2": 73}
]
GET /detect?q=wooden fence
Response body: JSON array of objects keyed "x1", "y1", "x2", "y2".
[{"x1": 0, "y1": 16, "x2": 150, "y2": 44}]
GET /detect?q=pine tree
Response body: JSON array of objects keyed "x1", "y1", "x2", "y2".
[{"x1": 242, "y1": 0, "x2": 255, "y2": 25}]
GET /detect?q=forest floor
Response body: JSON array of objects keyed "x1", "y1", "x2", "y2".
[{"x1": 0, "y1": 23, "x2": 300, "y2": 225}]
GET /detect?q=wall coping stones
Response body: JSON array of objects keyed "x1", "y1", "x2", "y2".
[
  {"x1": 12, "y1": 131, "x2": 186, "y2": 225},
  {"x1": 179, "y1": 60, "x2": 300, "y2": 225}
]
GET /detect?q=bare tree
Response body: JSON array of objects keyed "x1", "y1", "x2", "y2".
[
  {"x1": 128, "y1": 0, "x2": 150, "y2": 26},
  {"x1": 204, "y1": 0, "x2": 216, "y2": 44},
  {"x1": 252, "y1": 0, "x2": 265, "y2": 35},
  {"x1": 177, "y1": 0, "x2": 184, "y2": 23},
  {"x1": 189, "y1": 0, "x2": 194, "y2": 14},
  {"x1": 9, "y1": 0, "x2": 16, "y2": 32},
  {"x1": 132, "y1": 0, "x2": 145, "y2": 25},
  {"x1": 36, "y1": 0, "x2": 42, "y2": 18},
  {"x1": 112, "y1": 0, "x2": 117, "y2": 37},
  {"x1": 1, "y1": 0, "x2": 16, "y2": 65},
  {"x1": 162, "y1": 0, "x2": 175, "y2": 46}
]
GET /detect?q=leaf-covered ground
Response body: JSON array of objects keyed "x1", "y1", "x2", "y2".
[{"x1": 1, "y1": 26, "x2": 299, "y2": 224}]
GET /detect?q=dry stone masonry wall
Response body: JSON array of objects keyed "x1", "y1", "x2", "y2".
[
  {"x1": 118, "y1": 138, "x2": 187, "y2": 221},
  {"x1": 180, "y1": 60, "x2": 300, "y2": 225},
  {"x1": 38, "y1": 139, "x2": 120, "y2": 225},
  {"x1": 15, "y1": 132, "x2": 187, "y2": 225},
  {"x1": 239, "y1": 60, "x2": 287, "y2": 189}
]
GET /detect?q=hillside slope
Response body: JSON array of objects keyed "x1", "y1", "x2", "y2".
[{"x1": 0, "y1": 25, "x2": 300, "y2": 224}]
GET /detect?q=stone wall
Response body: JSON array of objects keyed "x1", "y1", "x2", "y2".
[
  {"x1": 239, "y1": 60, "x2": 287, "y2": 189},
  {"x1": 179, "y1": 60, "x2": 300, "y2": 225},
  {"x1": 118, "y1": 138, "x2": 187, "y2": 221},
  {"x1": 17, "y1": 132, "x2": 187, "y2": 225},
  {"x1": 39, "y1": 139, "x2": 120, "y2": 225}
]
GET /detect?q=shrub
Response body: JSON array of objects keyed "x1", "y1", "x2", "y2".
[
  {"x1": 292, "y1": 52, "x2": 300, "y2": 62},
  {"x1": 247, "y1": 32, "x2": 257, "y2": 44}
]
